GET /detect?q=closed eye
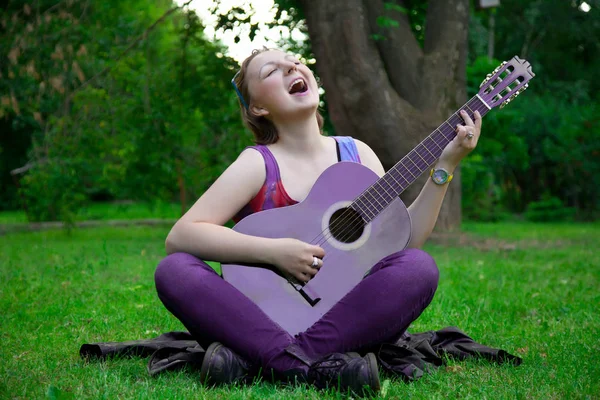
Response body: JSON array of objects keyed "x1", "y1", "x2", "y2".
[{"x1": 266, "y1": 68, "x2": 277, "y2": 77}]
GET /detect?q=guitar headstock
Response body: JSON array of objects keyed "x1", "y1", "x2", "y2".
[{"x1": 478, "y1": 56, "x2": 535, "y2": 109}]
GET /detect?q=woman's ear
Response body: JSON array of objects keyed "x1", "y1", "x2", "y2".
[{"x1": 250, "y1": 104, "x2": 269, "y2": 117}]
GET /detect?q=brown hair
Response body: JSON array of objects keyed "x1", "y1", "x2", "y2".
[{"x1": 233, "y1": 48, "x2": 325, "y2": 145}]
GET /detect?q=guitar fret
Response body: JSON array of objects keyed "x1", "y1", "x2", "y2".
[
  {"x1": 372, "y1": 180, "x2": 387, "y2": 205},
  {"x1": 413, "y1": 149, "x2": 428, "y2": 164},
  {"x1": 407, "y1": 155, "x2": 424, "y2": 173},
  {"x1": 372, "y1": 183, "x2": 386, "y2": 205},
  {"x1": 361, "y1": 191, "x2": 376, "y2": 212},
  {"x1": 449, "y1": 114, "x2": 462, "y2": 128},
  {"x1": 408, "y1": 155, "x2": 425, "y2": 176},
  {"x1": 355, "y1": 195, "x2": 372, "y2": 214},
  {"x1": 353, "y1": 94, "x2": 498, "y2": 222},
  {"x1": 439, "y1": 128, "x2": 453, "y2": 141},
  {"x1": 388, "y1": 169, "x2": 403, "y2": 189},
  {"x1": 416, "y1": 146, "x2": 434, "y2": 167},
  {"x1": 365, "y1": 188, "x2": 384, "y2": 211},
  {"x1": 443, "y1": 121, "x2": 455, "y2": 132},
  {"x1": 431, "y1": 132, "x2": 445, "y2": 150},
  {"x1": 378, "y1": 178, "x2": 395, "y2": 201},
  {"x1": 400, "y1": 160, "x2": 417, "y2": 178},
  {"x1": 421, "y1": 140, "x2": 436, "y2": 158},
  {"x1": 394, "y1": 166, "x2": 411, "y2": 185},
  {"x1": 356, "y1": 197, "x2": 375, "y2": 220}
]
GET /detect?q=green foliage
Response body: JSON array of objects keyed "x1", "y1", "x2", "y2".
[
  {"x1": 376, "y1": 15, "x2": 400, "y2": 29},
  {"x1": 19, "y1": 159, "x2": 87, "y2": 224},
  {"x1": 463, "y1": 53, "x2": 599, "y2": 220},
  {"x1": 2, "y1": 0, "x2": 599, "y2": 222},
  {"x1": 463, "y1": 1, "x2": 599, "y2": 219},
  {"x1": 460, "y1": 153, "x2": 507, "y2": 222},
  {"x1": 384, "y1": 2, "x2": 408, "y2": 14},
  {"x1": 524, "y1": 196, "x2": 576, "y2": 222},
  {"x1": 2, "y1": 0, "x2": 250, "y2": 221}
]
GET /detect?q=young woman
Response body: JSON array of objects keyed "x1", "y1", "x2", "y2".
[{"x1": 154, "y1": 48, "x2": 482, "y2": 395}]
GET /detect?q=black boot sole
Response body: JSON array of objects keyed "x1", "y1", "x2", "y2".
[
  {"x1": 200, "y1": 342, "x2": 223, "y2": 385},
  {"x1": 364, "y1": 353, "x2": 381, "y2": 394}
]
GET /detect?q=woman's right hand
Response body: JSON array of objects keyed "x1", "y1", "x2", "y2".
[{"x1": 267, "y1": 238, "x2": 325, "y2": 284}]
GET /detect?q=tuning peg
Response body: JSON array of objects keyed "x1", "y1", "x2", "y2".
[{"x1": 479, "y1": 74, "x2": 492, "y2": 88}]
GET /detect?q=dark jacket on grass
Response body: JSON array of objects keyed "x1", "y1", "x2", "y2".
[{"x1": 79, "y1": 326, "x2": 521, "y2": 382}]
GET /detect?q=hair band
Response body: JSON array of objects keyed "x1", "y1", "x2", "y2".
[{"x1": 231, "y1": 71, "x2": 249, "y2": 110}]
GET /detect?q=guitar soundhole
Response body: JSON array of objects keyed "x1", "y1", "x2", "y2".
[{"x1": 328, "y1": 207, "x2": 365, "y2": 243}]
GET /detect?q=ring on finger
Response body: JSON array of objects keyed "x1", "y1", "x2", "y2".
[
  {"x1": 311, "y1": 256, "x2": 319, "y2": 268},
  {"x1": 466, "y1": 132, "x2": 474, "y2": 139}
]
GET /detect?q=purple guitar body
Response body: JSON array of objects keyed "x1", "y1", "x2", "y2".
[
  {"x1": 223, "y1": 162, "x2": 412, "y2": 336},
  {"x1": 222, "y1": 56, "x2": 535, "y2": 336}
]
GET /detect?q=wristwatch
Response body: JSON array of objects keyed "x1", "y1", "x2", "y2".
[{"x1": 430, "y1": 168, "x2": 453, "y2": 185}]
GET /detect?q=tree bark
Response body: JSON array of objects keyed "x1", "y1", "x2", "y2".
[{"x1": 299, "y1": 0, "x2": 469, "y2": 231}]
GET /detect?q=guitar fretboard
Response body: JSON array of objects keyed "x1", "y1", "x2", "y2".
[{"x1": 351, "y1": 95, "x2": 491, "y2": 222}]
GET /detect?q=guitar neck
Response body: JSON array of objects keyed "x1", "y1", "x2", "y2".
[{"x1": 351, "y1": 95, "x2": 491, "y2": 222}]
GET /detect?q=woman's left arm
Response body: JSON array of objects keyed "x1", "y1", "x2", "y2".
[
  {"x1": 355, "y1": 109, "x2": 482, "y2": 248},
  {"x1": 406, "y1": 110, "x2": 482, "y2": 248}
]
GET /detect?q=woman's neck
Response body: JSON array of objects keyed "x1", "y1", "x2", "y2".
[{"x1": 270, "y1": 114, "x2": 327, "y2": 156}]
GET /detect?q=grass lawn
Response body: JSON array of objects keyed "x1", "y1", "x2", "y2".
[
  {"x1": 0, "y1": 201, "x2": 182, "y2": 225},
  {"x1": 1, "y1": 221, "x2": 599, "y2": 399}
]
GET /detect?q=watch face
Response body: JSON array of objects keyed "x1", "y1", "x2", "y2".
[{"x1": 432, "y1": 169, "x2": 448, "y2": 184}]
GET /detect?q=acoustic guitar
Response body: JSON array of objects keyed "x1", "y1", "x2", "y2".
[{"x1": 222, "y1": 56, "x2": 535, "y2": 336}]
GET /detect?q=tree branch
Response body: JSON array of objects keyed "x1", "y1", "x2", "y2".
[
  {"x1": 418, "y1": 0, "x2": 469, "y2": 113},
  {"x1": 423, "y1": 0, "x2": 469, "y2": 56},
  {"x1": 300, "y1": 0, "x2": 424, "y2": 163},
  {"x1": 362, "y1": 0, "x2": 423, "y2": 105},
  {"x1": 67, "y1": 0, "x2": 193, "y2": 100}
]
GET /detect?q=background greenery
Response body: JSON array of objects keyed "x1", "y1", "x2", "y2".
[
  {"x1": 1, "y1": 0, "x2": 598, "y2": 224},
  {"x1": 2, "y1": 2, "x2": 598, "y2": 398}
]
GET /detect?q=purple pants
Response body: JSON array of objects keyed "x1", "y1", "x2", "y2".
[{"x1": 155, "y1": 248, "x2": 438, "y2": 375}]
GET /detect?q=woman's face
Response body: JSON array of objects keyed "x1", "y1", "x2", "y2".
[{"x1": 246, "y1": 50, "x2": 320, "y2": 121}]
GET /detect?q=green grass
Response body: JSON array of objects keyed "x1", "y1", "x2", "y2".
[
  {"x1": 0, "y1": 201, "x2": 181, "y2": 224},
  {"x1": 1, "y1": 221, "x2": 599, "y2": 399}
]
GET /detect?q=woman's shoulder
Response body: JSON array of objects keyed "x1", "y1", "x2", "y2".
[
  {"x1": 333, "y1": 135, "x2": 367, "y2": 148},
  {"x1": 342, "y1": 137, "x2": 385, "y2": 176},
  {"x1": 234, "y1": 146, "x2": 266, "y2": 172},
  {"x1": 332, "y1": 136, "x2": 371, "y2": 155}
]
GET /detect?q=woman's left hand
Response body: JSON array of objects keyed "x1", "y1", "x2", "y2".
[{"x1": 438, "y1": 109, "x2": 482, "y2": 170}]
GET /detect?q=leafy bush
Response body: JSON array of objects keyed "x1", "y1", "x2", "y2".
[
  {"x1": 461, "y1": 153, "x2": 507, "y2": 221},
  {"x1": 19, "y1": 160, "x2": 87, "y2": 224},
  {"x1": 524, "y1": 196, "x2": 576, "y2": 222},
  {"x1": 9, "y1": 2, "x2": 251, "y2": 222},
  {"x1": 463, "y1": 56, "x2": 599, "y2": 220}
]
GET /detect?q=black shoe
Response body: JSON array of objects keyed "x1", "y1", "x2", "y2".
[
  {"x1": 200, "y1": 342, "x2": 252, "y2": 385},
  {"x1": 307, "y1": 352, "x2": 380, "y2": 396}
]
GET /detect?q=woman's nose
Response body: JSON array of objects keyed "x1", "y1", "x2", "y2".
[{"x1": 285, "y1": 62, "x2": 298, "y2": 74}]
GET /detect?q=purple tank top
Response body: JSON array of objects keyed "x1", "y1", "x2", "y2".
[{"x1": 232, "y1": 136, "x2": 361, "y2": 223}]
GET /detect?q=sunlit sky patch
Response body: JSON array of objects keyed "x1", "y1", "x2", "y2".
[
  {"x1": 176, "y1": 0, "x2": 306, "y2": 62},
  {"x1": 579, "y1": 1, "x2": 591, "y2": 12}
]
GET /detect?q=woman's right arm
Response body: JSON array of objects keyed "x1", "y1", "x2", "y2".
[
  {"x1": 165, "y1": 148, "x2": 274, "y2": 264},
  {"x1": 165, "y1": 148, "x2": 325, "y2": 283}
]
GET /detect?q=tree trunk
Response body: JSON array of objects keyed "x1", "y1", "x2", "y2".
[{"x1": 300, "y1": 0, "x2": 469, "y2": 231}]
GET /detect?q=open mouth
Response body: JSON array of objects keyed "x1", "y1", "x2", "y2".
[{"x1": 288, "y1": 78, "x2": 308, "y2": 94}]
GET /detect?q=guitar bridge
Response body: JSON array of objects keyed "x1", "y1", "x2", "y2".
[{"x1": 288, "y1": 281, "x2": 321, "y2": 307}]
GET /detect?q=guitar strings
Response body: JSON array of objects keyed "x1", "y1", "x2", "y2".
[
  {"x1": 322, "y1": 101, "x2": 490, "y2": 250},
  {"x1": 307, "y1": 102, "x2": 490, "y2": 262},
  {"x1": 316, "y1": 101, "x2": 489, "y2": 253}
]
